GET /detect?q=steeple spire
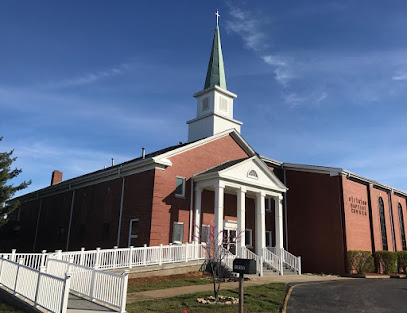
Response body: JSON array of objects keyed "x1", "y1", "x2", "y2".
[{"x1": 204, "y1": 11, "x2": 227, "y2": 90}]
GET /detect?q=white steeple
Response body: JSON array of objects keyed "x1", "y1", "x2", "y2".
[{"x1": 186, "y1": 11, "x2": 242, "y2": 142}]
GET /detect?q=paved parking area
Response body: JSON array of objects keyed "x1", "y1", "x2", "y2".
[{"x1": 287, "y1": 279, "x2": 407, "y2": 312}]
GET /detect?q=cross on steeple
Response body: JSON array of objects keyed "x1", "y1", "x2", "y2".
[{"x1": 215, "y1": 10, "x2": 220, "y2": 26}]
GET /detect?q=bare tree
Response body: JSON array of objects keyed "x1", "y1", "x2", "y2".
[{"x1": 195, "y1": 224, "x2": 242, "y2": 301}]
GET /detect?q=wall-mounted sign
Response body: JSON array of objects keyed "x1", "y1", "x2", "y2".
[{"x1": 348, "y1": 196, "x2": 368, "y2": 216}]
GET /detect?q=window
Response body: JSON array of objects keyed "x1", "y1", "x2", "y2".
[
  {"x1": 201, "y1": 225, "x2": 210, "y2": 244},
  {"x1": 265, "y1": 198, "x2": 272, "y2": 212},
  {"x1": 173, "y1": 222, "x2": 184, "y2": 243},
  {"x1": 248, "y1": 170, "x2": 258, "y2": 179},
  {"x1": 398, "y1": 203, "x2": 407, "y2": 251},
  {"x1": 128, "y1": 218, "x2": 139, "y2": 247},
  {"x1": 219, "y1": 97, "x2": 228, "y2": 112},
  {"x1": 175, "y1": 177, "x2": 186, "y2": 197},
  {"x1": 266, "y1": 231, "x2": 272, "y2": 247},
  {"x1": 245, "y1": 229, "x2": 253, "y2": 247},
  {"x1": 379, "y1": 197, "x2": 388, "y2": 251},
  {"x1": 202, "y1": 97, "x2": 209, "y2": 111}
]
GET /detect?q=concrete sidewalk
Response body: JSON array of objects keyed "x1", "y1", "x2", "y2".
[{"x1": 126, "y1": 274, "x2": 355, "y2": 303}]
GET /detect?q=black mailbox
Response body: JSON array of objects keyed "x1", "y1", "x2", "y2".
[{"x1": 233, "y1": 258, "x2": 256, "y2": 274}]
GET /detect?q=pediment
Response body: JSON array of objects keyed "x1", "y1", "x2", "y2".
[{"x1": 194, "y1": 156, "x2": 287, "y2": 193}]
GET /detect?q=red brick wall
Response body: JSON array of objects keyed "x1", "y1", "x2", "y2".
[
  {"x1": 369, "y1": 187, "x2": 394, "y2": 251},
  {"x1": 35, "y1": 191, "x2": 73, "y2": 252},
  {"x1": 150, "y1": 135, "x2": 249, "y2": 245},
  {"x1": 17, "y1": 170, "x2": 155, "y2": 252},
  {"x1": 391, "y1": 193, "x2": 407, "y2": 251},
  {"x1": 285, "y1": 170, "x2": 346, "y2": 274},
  {"x1": 342, "y1": 178, "x2": 372, "y2": 251},
  {"x1": 14, "y1": 200, "x2": 41, "y2": 252}
]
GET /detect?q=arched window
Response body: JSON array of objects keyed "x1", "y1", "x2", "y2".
[
  {"x1": 398, "y1": 203, "x2": 406, "y2": 251},
  {"x1": 248, "y1": 170, "x2": 258, "y2": 179},
  {"x1": 379, "y1": 197, "x2": 388, "y2": 251}
]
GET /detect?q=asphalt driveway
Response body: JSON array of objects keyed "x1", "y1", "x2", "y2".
[{"x1": 287, "y1": 279, "x2": 407, "y2": 312}]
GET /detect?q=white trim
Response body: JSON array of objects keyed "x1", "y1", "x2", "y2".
[
  {"x1": 186, "y1": 112, "x2": 243, "y2": 126},
  {"x1": 16, "y1": 159, "x2": 171, "y2": 202},
  {"x1": 175, "y1": 176, "x2": 186, "y2": 198},
  {"x1": 245, "y1": 229, "x2": 253, "y2": 248},
  {"x1": 282, "y1": 163, "x2": 407, "y2": 197},
  {"x1": 193, "y1": 85, "x2": 237, "y2": 99},
  {"x1": 172, "y1": 222, "x2": 184, "y2": 244},
  {"x1": 154, "y1": 129, "x2": 256, "y2": 161},
  {"x1": 128, "y1": 218, "x2": 139, "y2": 247}
]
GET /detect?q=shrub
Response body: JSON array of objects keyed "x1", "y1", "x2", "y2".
[
  {"x1": 397, "y1": 251, "x2": 407, "y2": 273},
  {"x1": 347, "y1": 251, "x2": 374, "y2": 275},
  {"x1": 374, "y1": 251, "x2": 397, "y2": 274}
]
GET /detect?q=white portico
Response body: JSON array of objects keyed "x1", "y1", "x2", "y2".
[{"x1": 192, "y1": 156, "x2": 287, "y2": 258}]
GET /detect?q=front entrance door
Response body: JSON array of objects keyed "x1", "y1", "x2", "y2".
[{"x1": 223, "y1": 220, "x2": 237, "y2": 255}]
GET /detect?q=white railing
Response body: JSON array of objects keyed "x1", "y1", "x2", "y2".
[
  {"x1": 241, "y1": 247, "x2": 263, "y2": 276},
  {"x1": 52, "y1": 243, "x2": 206, "y2": 270},
  {"x1": 46, "y1": 258, "x2": 128, "y2": 313},
  {"x1": 281, "y1": 249, "x2": 301, "y2": 274},
  {"x1": 1, "y1": 250, "x2": 48, "y2": 270},
  {"x1": 218, "y1": 246, "x2": 236, "y2": 271},
  {"x1": 0, "y1": 257, "x2": 70, "y2": 313},
  {"x1": 267, "y1": 247, "x2": 301, "y2": 274},
  {"x1": 263, "y1": 247, "x2": 283, "y2": 275}
]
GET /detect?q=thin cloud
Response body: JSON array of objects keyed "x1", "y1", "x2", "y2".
[
  {"x1": 392, "y1": 71, "x2": 407, "y2": 81},
  {"x1": 226, "y1": 7, "x2": 268, "y2": 52},
  {"x1": 262, "y1": 55, "x2": 296, "y2": 87},
  {"x1": 44, "y1": 62, "x2": 134, "y2": 89}
]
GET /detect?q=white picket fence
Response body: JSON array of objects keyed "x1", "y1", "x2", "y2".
[
  {"x1": 1, "y1": 250, "x2": 48, "y2": 270},
  {"x1": 53, "y1": 243, "x2": 206, "y2": 270},
  {"x1": 46, "y1": 258, "x2": 128, "y2": 313},
  {"x1": 0, "y1": 256, "x2": 71, "y2": 313}
]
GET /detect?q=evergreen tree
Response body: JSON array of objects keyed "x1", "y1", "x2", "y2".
[{"x1": 0, "y1": 137, "x2": 31, "y2": 226}]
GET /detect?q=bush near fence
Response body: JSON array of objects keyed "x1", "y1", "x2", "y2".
[
  {"x1": 397, "y1": 251, "x2": 407, "y2": 274},
  {"x1": 347, "y1": 251, "x2": 374, "y2": 275},
  {"x1": 374, "y1": 251, "x2": 397, "y2": 274}
]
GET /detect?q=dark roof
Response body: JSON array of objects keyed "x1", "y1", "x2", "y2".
[
  {"x1": 13, "y1": 141, "x2": 194, "y2": 201},
  {"x1": 195, "y1": 158, "x2": 248, "y2": 176}
]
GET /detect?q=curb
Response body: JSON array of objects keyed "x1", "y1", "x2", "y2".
[{"x1": 281, "y1": 284, "x2": 295, "y2": 313}]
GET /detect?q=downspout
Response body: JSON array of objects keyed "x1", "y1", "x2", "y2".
[
  {"x1": 338, "y1": 175, "x2": 348, "y2": 274},
  {"x1": 283, "y1": 166, "x2": 289, "y2": 250},
  {"x1": 32, "y1": 198, "x2": 42, "y2": 252},
  {"x1": 116, "y1": 176, "x2": 126, "y2": 247},
  {"x1": 388, "y1": 191, "x2": 397, "y2": 251},
  {"x1": 188, "y1": 177, "x2": 194, "y2": 243},
  {"x1": 366, "y1": 184, "x2": 375, "y2": 253},
  {"x1": 65, "y1": 189, "x2": 76, "y2": 251}
]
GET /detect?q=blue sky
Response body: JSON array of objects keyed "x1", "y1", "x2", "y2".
[{"x1": 1, "y1": 1, "x2": 407, "y2": 196}]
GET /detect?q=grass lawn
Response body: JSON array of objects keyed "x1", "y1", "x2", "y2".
[
  {"x1": 0, "y1": 299, "x2": 25, "y2": 313},
  {"x1": 127, "y1": 272, "x2": 213, "y2": 293},
  {"x1": 126, "y1": 282, "x2": 286, "y2": 313}
]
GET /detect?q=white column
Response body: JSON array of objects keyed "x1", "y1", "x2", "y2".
[
  {"x1": 255, "y1": 191, "x2": 266, "y2": 257},
  {"x1": 236, "y1": 187, "x2": 246, "y2": 257},
  {"x1": 274, "y1": 195, "x2": 284, "y2": 251},
  {"x1": 193, "y1": 187, "x2": 203, "y2": 243},
  {"x1": 214, "y1": 182, "x2": 225, "y2": 248}
]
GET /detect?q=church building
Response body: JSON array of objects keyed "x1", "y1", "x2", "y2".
[{"x1": 6, "y1": 17, "x2": 407, "y2": 275}]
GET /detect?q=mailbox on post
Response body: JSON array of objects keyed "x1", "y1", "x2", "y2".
[
  {"x1": 233, "y1": 258, "x2": 257, "y2": 275},
  {"x1": 233, "y1": 258, "x2": 257, "y2": 313}
]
